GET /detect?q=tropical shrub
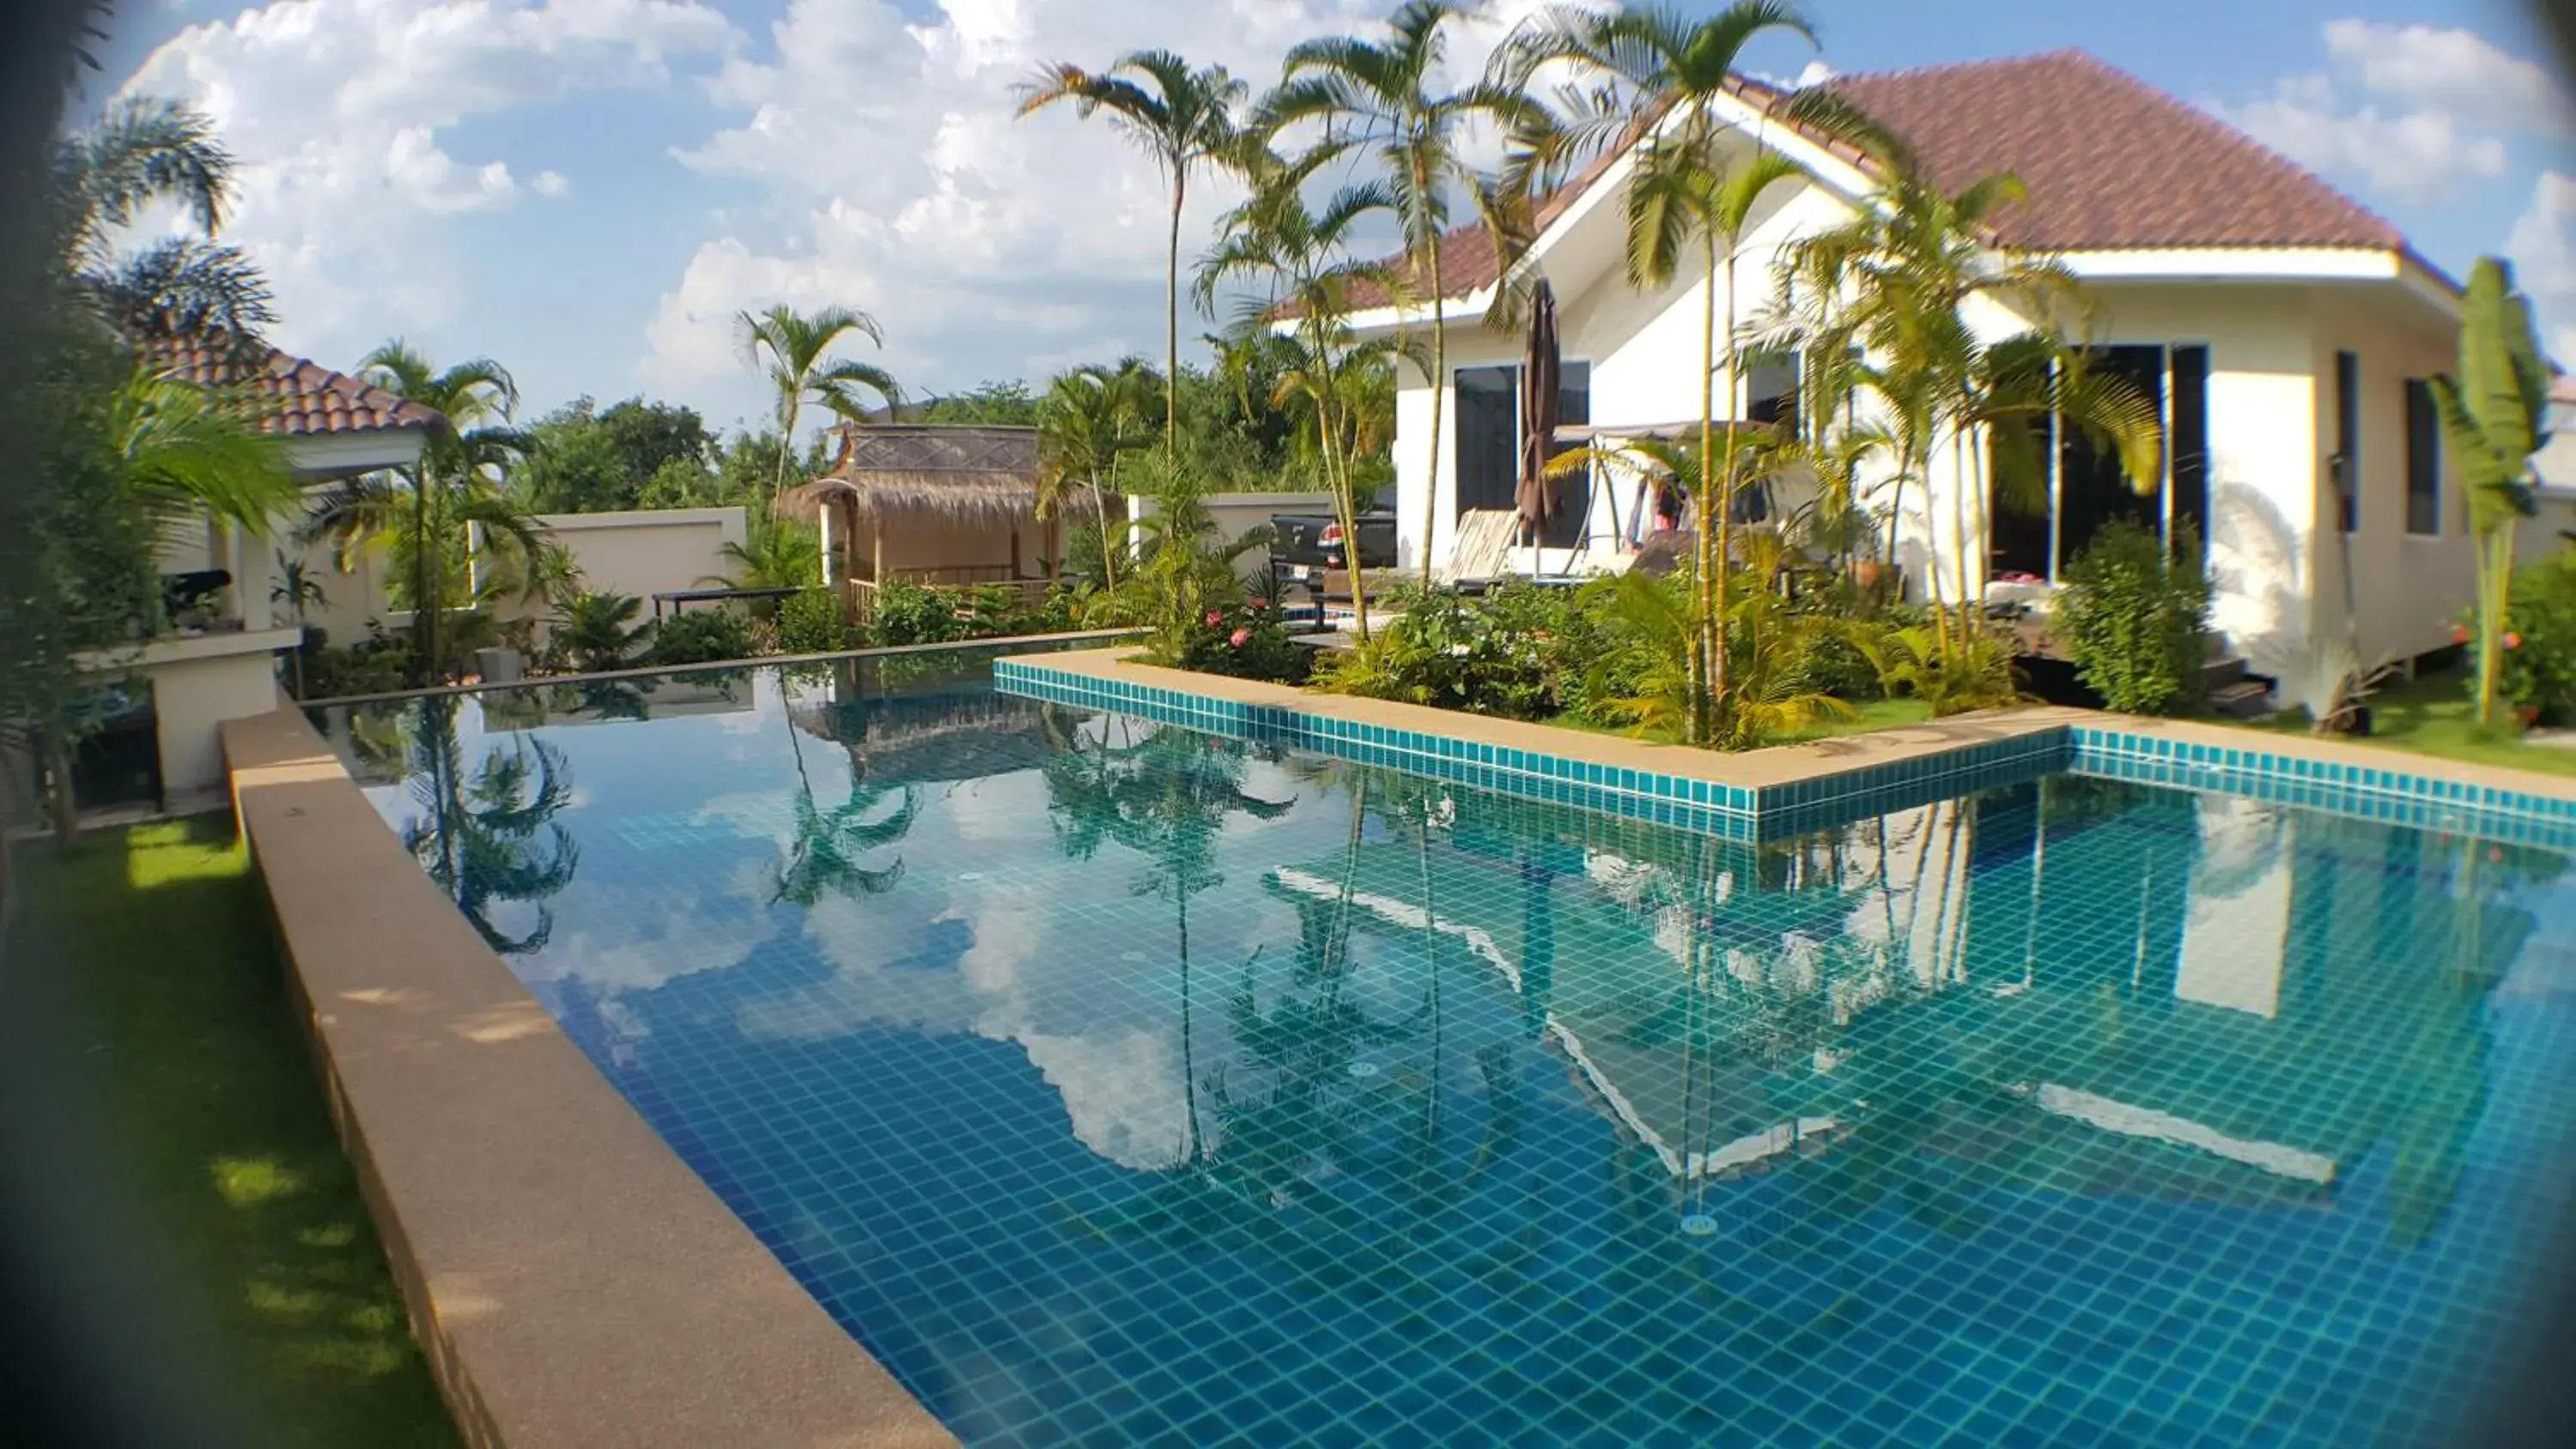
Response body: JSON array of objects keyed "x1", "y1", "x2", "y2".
[
  {"x1": 553, "y1": 590, "x2": 652, "y2": 673},
  {"x1": 1171, "y1": 596, "x2": 1309, "y2": 683},
  {"x1": 1561, "y1": 556, "x2": 1853, "y2": 749},
  {"x1": 1313, "y1": 582, "x2": 1571, "y2": 718},
  {"x1": 2491, "y1": 550, "x2": 2576, "y2": 724},
  {"x1": 774, "y1": 587, "x2": 849, "y2": 655},
  {"x1": 1847, "y1": 620, "x2": 2022, "y2": 717},
  {"x1": 870, "y1": 581, "x2": 972, "y2": 646},
  {"x1": 2053, "y1": 520, "x2": 2211, "y2": 715},
  {"x1": 294, "y1": 626, "x2": 411, "y2": 700},
  {"x1": 650, "y1": 606, "x2": 757, "y2": 665}
]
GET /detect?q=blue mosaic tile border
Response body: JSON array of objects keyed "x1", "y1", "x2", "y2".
[
  {"x1": 2068, "y1": 726, "x2": 2576, "y2": 851},
  {"x1": 995, "y1": 658, "x2": 2061, "y2": 841},
  {"x1": 997, "y1": 658, "x2": 2576, "y2": 851}
]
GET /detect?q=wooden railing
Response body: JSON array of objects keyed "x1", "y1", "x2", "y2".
[{"x1": 843, "y1": 571, "x2": 1051, "y2": 624}]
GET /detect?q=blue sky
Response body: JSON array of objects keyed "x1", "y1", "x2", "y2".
[{"x1": 94, "y1": 1, "x2": 2576, "y2": 440}]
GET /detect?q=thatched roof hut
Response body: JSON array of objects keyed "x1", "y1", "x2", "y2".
[
  {"x1": 775, "y1": 422, "x2": 1046, "y2": 525},
  {"x1": 774, "y1": 422, "x2": 1070, "y2": 599}
]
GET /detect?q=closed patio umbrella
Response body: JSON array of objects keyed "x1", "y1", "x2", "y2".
[{"x1": 1516, "y1": 278, "x2": 1560, "y2": 573}]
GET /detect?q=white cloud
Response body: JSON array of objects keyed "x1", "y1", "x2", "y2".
[
  {"x1": 2321, "y1": 19, "x2": 2576, "y2": 141},
  {"x1": 122, "y1": 0, "x2": 738, "y2": 353},
  {"x1": 2507, "y1": 170, "x2": 2576, "y2": 364},
  {"x1": 637, "y1": 0, "x2": 1572, "y2": 397},
  {"x1": 2215, "y1": 20, "x2": 2567, "y2": 203}
]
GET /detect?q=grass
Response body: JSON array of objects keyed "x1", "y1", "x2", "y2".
[
  {"x1": 1541, "y1": 694, "x2": 1935, "y2": 749},
  {"x1": 2219, "y1": 664, "x2": 2576, "y2": 779},
  {"x1": 5, "y1": 817, "x2": 457, "y2": 1447}
]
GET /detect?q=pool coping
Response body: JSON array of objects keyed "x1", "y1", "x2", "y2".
[
  {"x1": 221, "y1": 708, "x2": 959, "y2": 1449},
  {"x1": 997, "y1": 649, "x2": 2576, "y2": 847}
]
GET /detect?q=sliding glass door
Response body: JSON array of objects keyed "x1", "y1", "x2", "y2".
[
  {"x1": 1985, "y1": 343, "x2": 2212, "y2": 583},
  {"x1": 1451, "y1": 361, "x2": 1593, "y2": 547}
]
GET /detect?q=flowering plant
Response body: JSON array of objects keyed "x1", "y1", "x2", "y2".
[{"x1": 1175, "y1": 594, "x2": 1307, "y2": 682}]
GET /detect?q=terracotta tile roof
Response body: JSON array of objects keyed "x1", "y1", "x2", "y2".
[
  {"x1": 1330, "y1": 49, "x2": 2405, "y2": 314},
  {"x1": 1826, "y1": 50, "x2": 2403, "y2": 252},
  {"x1": 139, "y1": 333, "x2": 450, "y2": 439}
]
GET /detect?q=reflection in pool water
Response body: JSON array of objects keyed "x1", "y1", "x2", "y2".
[{"x1": 331, "y1": 657, "x2": 2576, "y2": 1447}]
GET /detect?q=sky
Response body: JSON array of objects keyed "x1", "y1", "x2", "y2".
[{"x1": 88, "y1": 0, "x2": 2576, "y2": 439}]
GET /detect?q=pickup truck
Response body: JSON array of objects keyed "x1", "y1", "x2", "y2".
[{"x1": 1268, "y1": 508, "x2": 1397, "y2": 600}]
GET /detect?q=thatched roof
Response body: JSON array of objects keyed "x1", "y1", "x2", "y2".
[
  {"x1": 789, "y1": 688, "x2": 1060, "y2": 781},
  {"x1": 775, "y1": 422, "x2": 1047, "y2": 524}
]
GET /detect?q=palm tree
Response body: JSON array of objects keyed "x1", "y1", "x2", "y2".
[
  {"x1": 708, "y1": 518, "x2": 822, "y2": 591},
  {"x1": 1036, "y1": 358, "x2": 1162, "y2": 587},
  {"x1": 59, "y1": 95, "x2": 275, "y2": 341},
  {"x1": 108, "y1": 360, "x2": 299, "y2": 537},
  {"x1": 1789, "y1": 164, "x2": 2157, "y2": 650},
  {"x1": 553, "y1": 590, "x2": 653, "y2": 674},
  {"x1": 1497, "y1": 1, "x2": 1831, "y2": 740},
  {"x1": 1196, "y1": 143, "x2": 1406, "y2": 637},
  {"x1": 1018, "y1": 52, "x2": 1249, "y2": 464},
  {"x1": 1266, "y1": 2, "x2": 1554, "y2": 585},
  {"x1": 399, "y1": 697, "x2": 580, "y2": 955},
  {"x1": 736, "y1": 303, "x2": 902, "y2": 505},
  {"x1": 302, "y1": 343, "x2": 545, "y2": 685}
]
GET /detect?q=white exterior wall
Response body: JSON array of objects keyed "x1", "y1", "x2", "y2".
[
  {"x1": 287, "y1": 506, "x2": 750, "y2": 642},
  {"x1": 2306, "y1": 292, "x2": 2477, "y2": 667},
  {"x1": 509, "y1": 507, "x2": 748, "y2": 626}
]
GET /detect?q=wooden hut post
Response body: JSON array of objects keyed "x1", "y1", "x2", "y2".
[{"x1": 817, "y1": 498, "x2": 836, "y2": 588}]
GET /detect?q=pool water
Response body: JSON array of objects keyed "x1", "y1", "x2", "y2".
[{"x1": 331, "y1": 657, "x2": 2576, "y2": 1447}]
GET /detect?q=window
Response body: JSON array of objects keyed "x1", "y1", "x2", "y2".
[
  {"x1": 1745, "y1": 350, "x2": 1800, "y2": 436},
  {"x1": 2404, "y1": 377, "x2": 2440, "y2": 536},
  {"x1": 1453, "y1": 367, "x2": 1519, "y2": 515},
  {"x1": 2170, "y1": 346, "x2": 2209, "y2": 558},
  {"x1": 2333, "y1": 350, "x2": 2360, "y2": 534}
]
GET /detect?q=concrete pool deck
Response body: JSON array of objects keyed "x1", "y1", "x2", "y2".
[
  {"x1": 222, "y1": 708, "x2": 957, "y2": 1449},
  {"x1": 1005, "y1": 647, "x2": 2576, "y2": 814}
]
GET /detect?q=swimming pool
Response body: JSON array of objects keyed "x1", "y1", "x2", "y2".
[{"x1": 325, "y1": 653, "x2": 2576, "y2": 1446}]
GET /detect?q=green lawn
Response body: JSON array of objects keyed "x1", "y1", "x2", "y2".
[
  {"x1": 5, "y1": 818, "x2": 457, "y2": 1447},
  {"x1": 2219, "y1": 665, "x2": 2576, "y2": 780}
]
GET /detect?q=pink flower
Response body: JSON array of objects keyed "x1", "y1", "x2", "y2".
[
  {"x1": 2452, "y1": 624, "x2": 2473, "y2": 645},
  {"x1": 2505, "y1": 632, "x2": 2523, "y2": 649},
  {"x1": 1230, "y1": 627, "x2": 1252, "y2": 648},
  {"x1": 1249, "y1": 597, "x2": 1270, "y2": 609},
  {"x1": 1204, "y1": 610, "x2": 1224, "y2": 627}
]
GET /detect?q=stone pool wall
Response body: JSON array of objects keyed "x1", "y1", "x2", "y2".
[{"x1": 222, "y1": 707, "x2": 956, "y2": 1449}]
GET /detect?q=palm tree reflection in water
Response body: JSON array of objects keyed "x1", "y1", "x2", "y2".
[
  {"x1": 775, "y1": 681, "x2": 920, "y2": 907},
  {"x1": 1042, "y1": 715, "x2": 1294, "y2": 1165},
  {"x1": 397, "y1": 694, "x2": 580, "y2": 955}
]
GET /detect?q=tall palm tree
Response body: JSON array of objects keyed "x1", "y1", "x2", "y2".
[
  {"x1": 737, "y1": 303, "x2": 901, "y2": 506},
  {"x1": 1789, "y1": 164, "x2": 2155, "y2": 650},
  {"x1": 58, "y1": 95, "x2": 275, "y2": 342},
  {"x1": 1036, "y1": 357, "x2": 1162, "y2": 587},
  {"x1": 1267, "y1": 2, "x2": 1554, "y2": 585},
  {"x1": 1018, "y1": 53, "x2": 1249, "y2": 465},
  {"x1": 1197, "y1": 143, "x2": 1405, "y2": 637},
  {"x1": 1497, "y1": 1, "x2": 1832, "y2": 741},
  {"x1": 303, "y1": 343, "x2": 544, "y2": 685}
]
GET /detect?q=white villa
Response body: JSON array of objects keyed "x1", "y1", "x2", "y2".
[{"x1": 1344, "y1": 51, "x2": 2473, "y2": 679}]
